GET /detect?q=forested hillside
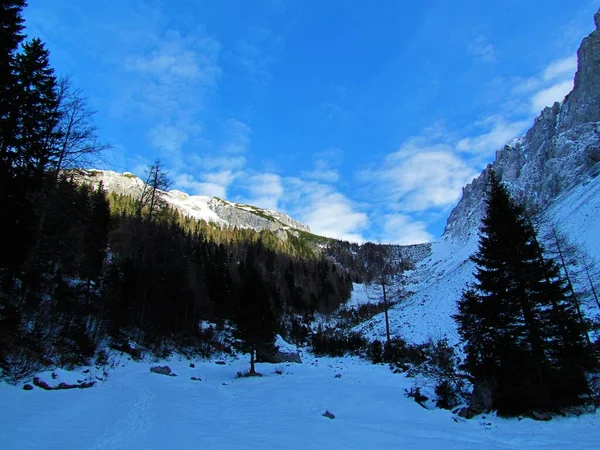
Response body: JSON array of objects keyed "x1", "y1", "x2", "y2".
[{"x1": 0, "y1": 1, "x2": 362, "y2": 381}]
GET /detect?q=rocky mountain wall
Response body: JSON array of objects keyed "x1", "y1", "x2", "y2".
[{"x1": 444, "y1": 10, "x2": 600, "y2": 243}]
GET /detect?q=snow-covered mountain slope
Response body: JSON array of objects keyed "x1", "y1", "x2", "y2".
[
  {"x1": 355, "y1": 9, "x2": 600, "y2": 345},
  {"x1": 357, "y1": 172, "x2": 600, "y2": 345},
  {"x1": 3, "y1": 353, "x2": 600, "y2": 450},
  {"x1": 71, "y1": 169, "x2": 311, "y2": 234}
]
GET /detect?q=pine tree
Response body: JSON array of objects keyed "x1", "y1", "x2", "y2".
[
  {"x1": 13, "y1": 38, "x2": 60, "y2": 178},
  {"x1": 455, "y1": 170, "x2": 595, "y2": 416},
  {"x1": 0, "y1": 0, "x2": 27, "y2": 171}
]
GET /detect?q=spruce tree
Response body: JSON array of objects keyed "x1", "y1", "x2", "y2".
[
  {"x1": 14, "y1": 37, "x2": 60, "y2": 178},
  {"x1": 0, "y1": 0, "x2": 26, "y2": 167},
  {"x1": 455, "y1": 170, "x2": 595, "y2": 416}
]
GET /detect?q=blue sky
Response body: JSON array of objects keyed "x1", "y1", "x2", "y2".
[{"x1": 24, "y1": 0, "x2": 598, "y2": 244}]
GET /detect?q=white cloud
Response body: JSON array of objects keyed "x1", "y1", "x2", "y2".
[
  {"x1": 530, "y1": 79, "x2": 574, "y2": 113},
  {"x1": 361, "y1": 138, "x2": 478, "y2": 213},
  {"x1": 147, "y1": 123, "x2": 190, "y2": 153},
  {"x1": 285, "y1": 179, "x2": 368, "y2": 242},
  {"x1": 126, "y1": 31, "x2": 221, "y2": 86},
  {"x1": 224, "y1": 25, "x2": 284, "y2": 87},
  {"x1": 468, "y1": 35, "x2": 496, "y2": 63},
  {"x1": 303, "y1": 159, "x2": 340, "y2": 183},
  {"x1": 175, "y1": 173, "x2": 227, "y2": 198},
  {"x1": 122, "y1": 31, "x2": 221, "y2": 118},
  {"x1": 542, "y1": 55, "x2": 577, "y2": 80},
  {"x1": 171, "y1": 118, "x2": 250, "y2": 200},
  {"x1": 174, "y1": 169, "x2": 238, "y2": 199},
  {"x1": 222, "y1": 119, "x2": 251, "y2": 154},
  {"x1": 457, "y1": 116, "x2": 529, "y2": 155},
  {"x1": 198, "y1": 155, "x2": 247, "y2": 171},
  {"x1": 382, "y1": 214, "x2": 433, "y2": 245},
  {"x1": 241, "y1": 173, "x2": 284, "y2": 210}
]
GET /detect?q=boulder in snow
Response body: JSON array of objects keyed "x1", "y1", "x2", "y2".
[
  {"x1": 150, "y1": 365, "x2": 176, "y2": 376},
  {"x1": 257, "y1": 335, "x2": 302, "y2": 364},
  {"x1": 32, "y1": 369, "x2": 95, "y2": 390}
]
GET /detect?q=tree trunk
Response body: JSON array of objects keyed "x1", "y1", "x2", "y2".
[
  {"x1": 382, "y1": 277, "x2": 391, "y2": 345},
  {"x1": 250, "y1": 349, "x2": 256, "y2": 375},
  {"x1": 554, "y1": 232, "x2": 591, "y2": 344},
  {"x1": 585, "y1": 265, "x2": 600, "y2": 311}
]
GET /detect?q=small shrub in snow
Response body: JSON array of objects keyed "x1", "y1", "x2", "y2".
[
  {"x1": 366, "y1": 340, "x2": 383, "y2": 364},
  {"x1": 405, "y1": 386, "x2": 429, "y2": 408},
  {"x1": 435, "y1": 380, "x2": 460, "y2": 410},
  {"x1": 382, "y1": 338, "x2": 426, "y2": 371},
  {"x1": 311, "y1": 326, "x2": 368, "y2": 357}
]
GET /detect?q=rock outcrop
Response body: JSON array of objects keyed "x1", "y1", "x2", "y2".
[{"x1": 444, "y1": 10, "x2": 600, "y2": 243}]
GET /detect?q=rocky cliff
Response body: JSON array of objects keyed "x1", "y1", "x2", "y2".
[
  {"x1": 70, "y1": 169, "x2": 311, "y2": 235},
  {"x1": 444, "y1": 9, "x2": 600, "y2": 243}
]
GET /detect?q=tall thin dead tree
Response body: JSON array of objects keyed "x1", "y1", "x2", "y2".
[
  {"x1": 362, "y1": 242, "x2": 402, "y2": 345},
  {"x1": 137, "y1": 159, "x2": 171, "y2": 222}
]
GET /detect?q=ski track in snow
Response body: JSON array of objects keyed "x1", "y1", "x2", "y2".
[{"x1": 2, "y1": 354, "x2": 600, "y2": 449}]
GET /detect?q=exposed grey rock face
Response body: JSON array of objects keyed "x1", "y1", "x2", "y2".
[
  {"x1": 444, "y1": 11, "x2": 600, "y2": 243},
  {"x1": 69, "y1": 169, "x2": 311, "y2": 235},
  {"x1": 207, "y1": 198, "x2": 310, "y2": 233}
]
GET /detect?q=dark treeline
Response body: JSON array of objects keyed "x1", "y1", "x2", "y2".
[{"x1": 0, "y1": 2, "x2": 353, "y2": 381}]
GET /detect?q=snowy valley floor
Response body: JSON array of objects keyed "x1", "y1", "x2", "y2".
[{"x1": 1, "y1": 353, "x2": 599, "y2": 449}]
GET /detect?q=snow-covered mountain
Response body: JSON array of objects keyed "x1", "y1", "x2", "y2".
[
  {"x1": 359, "y1": 9, "x2": 600, "y2": 345},
  {"x1": 70, "y1": 169, "x2": 311, "y2": 235}
]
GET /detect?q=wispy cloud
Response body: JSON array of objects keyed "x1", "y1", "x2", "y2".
[
  {"x1": 241, "y1": 172, "x2": 284, "y2": 210},
  {"x1": 530, "y1": 80, "x2": 573, "y2": 113},
  {"x1": 284, "y1": 178, "x2": 368, "y2": 243},
  {"x1": 225, "y1": 26, "x2": 284, "y2": 86},
  {"x1": 468, "y1": 35, "x2": 496, "y2": 63},
  {"x1": 457, "y1": 116, "x2": 529, "y2": 156},
  {"x1": 360, "y1": 50, "x2": 580, "y2": 243},
  {"x1": 382, "y1": 214, "x2": 433, "y2": 245},
  {"x1": 360, "y1": 136, "x2": 478, "y2": 214},
  {"x1": 302, "y1": 159, "x2": 340, "y2": 183},
  {"x1": 122, "y1": 31, "x2": 221, "y2": 117},
  {"x1": 505, "y1": 55, "x2": 576, "y2": 114},
  {"x1": 173, "y1": 118, "x2": 251, "y2": 198},
  {"x1": 542, "y1": 55, "x2": 577, "y2": 80},
  {"x1": 174, "y1": 173, "x2": 226, "y2": 198}
]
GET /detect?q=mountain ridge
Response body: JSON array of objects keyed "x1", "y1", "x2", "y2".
[
  {"x1": 444, "y1": 9, "x2": 600, "y2": 244},
  {"x1": 70, "y1": 168, "x2": 312, "y2": 237}
]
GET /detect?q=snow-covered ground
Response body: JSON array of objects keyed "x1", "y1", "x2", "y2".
[{"x1": 2, "y1": 352, "x2": 599, "y2": 449}]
